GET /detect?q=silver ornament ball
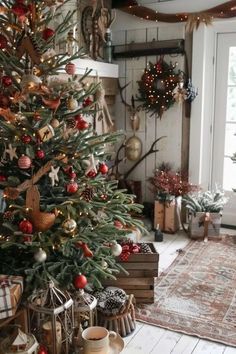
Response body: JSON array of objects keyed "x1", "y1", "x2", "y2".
[{"x1": 34, "y1": 248, "x2": 47, "y2": 263}]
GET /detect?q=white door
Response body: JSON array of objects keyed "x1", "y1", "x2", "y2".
[{"x1": 212, "y1": 33, "x2": 236, "y2": 226}]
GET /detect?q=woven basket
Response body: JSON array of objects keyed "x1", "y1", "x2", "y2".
[{"x1": 96, "y1": 294, "x2": 136, "y2": 337}]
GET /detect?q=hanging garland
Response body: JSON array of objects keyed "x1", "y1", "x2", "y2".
[
  {"x1": 113, "y1": 1, "x2": 236, "y2": 31},
  {"x1": 137, "y1": 59, "x2": 179, "y2": 118}
]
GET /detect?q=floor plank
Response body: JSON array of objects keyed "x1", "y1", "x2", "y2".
[
  {"x1": 123, "y1": 322, "x2": 143, "y2": 347},
  {"x1": 123, "y1": 323, "x2": 166, "y2": 353},
  {"x1": 171, "y1": 334, "x2": 199, "y2": 354},
  {"x1": 191, "y1": 339, "x2": 225, "y2": 354},
  {"x1": 223, "y1": 347, "x2": 236, "y2": 354},
  {"x1": 150, "y1": 330, "x2": 182, "y2": 353}
]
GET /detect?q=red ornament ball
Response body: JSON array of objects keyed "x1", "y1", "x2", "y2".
[
  {"x1": 99, "y1": 162, "x2": 109, "y2": 175},
  {"x1": 76, "y1": 117, "x2": 89, "y2": 130},
  {"x1": 18, "y1": 155, "x2": 31, "y2": 169},
  {"x1": 2, "y1": 75, "x2": 12, "y2": 87},
  {"x1": 12, "y1": 2, "x2": 28, "y2": 17},
  {"x1": 86, "y1": 170, "x2": 97, "y2": 178},
  {"x1": 33, "y1": 112, "x2": 41, "y2": 121},
  {"x1": 0, "y1": 35, "x2": 7, "y2": 49},
  {"x1": 0, "y1": 175, "x2": 6, "y2": 182},
  {"x1": 0, "y1": 94, "x2": 10, "y2": 108},
  {"x1": 69, "y1": 170, "x2": 77, "y2": 179},
  {"x1": 19, "y1": 219, "x2": 33, "y2": 234},
  {"x1": 65, "y1": 62, "x2": 76, "y2": 75},
  {"x1": 23, "y1": 234, "x2": 32, "y2": 244},
  {"x1": 38, "y1": 345, "x2": 48, "y2": 354},
  {"x1": 83, "y1": 97, "x2": 93, "y2": 107},
  {"x1": 35, "y1": 149, "x2": 45, "y2": 159},
  {"x1": 21, "y1": 134, "x2": 31, "y2": 144},
  {"x1": 114, "y1": 220, "x2": 124, "y2": 229},
  {"x1": 42, "y1": 27, "x2": 55, "y2": 41},
  {"x1": 73, "y1": 274, "x2": 87, "y2": 289},
  {"x1": 66, "y1": 181, "x2": 78, "y2": 194}
]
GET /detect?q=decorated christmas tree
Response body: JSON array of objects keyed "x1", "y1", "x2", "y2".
[{"x1": 0, "y1": 0, "x2": 144, "y2": 294}]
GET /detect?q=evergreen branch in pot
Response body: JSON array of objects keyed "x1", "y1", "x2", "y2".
[{"x1": 182, "y1": 190, "x2": 228, "y2": 214}]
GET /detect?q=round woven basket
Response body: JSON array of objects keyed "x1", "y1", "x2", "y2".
[{"x1": 96, "y1": 294, "x2": 136, "y2": 337}]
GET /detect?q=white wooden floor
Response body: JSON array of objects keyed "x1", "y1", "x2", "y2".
[{"x1": 123, "y1": 229, "x2": 236, "y2": 354}]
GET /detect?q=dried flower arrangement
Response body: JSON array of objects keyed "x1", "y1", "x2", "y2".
[{"x1": 149, "y1": 163, "x2": 197, "y2": 201}]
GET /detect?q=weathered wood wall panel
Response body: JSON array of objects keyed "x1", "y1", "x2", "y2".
[{"x1": 113, "y1": 20, "x2": 187, "y2": 202}]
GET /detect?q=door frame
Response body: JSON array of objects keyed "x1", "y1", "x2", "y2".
[{"x1": 189, "y1": 19, "x2": 236, "y2": 189}]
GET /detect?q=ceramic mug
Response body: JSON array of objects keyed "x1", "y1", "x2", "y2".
[{"x1": 82, "y1": 326, "x2": 117, "y2": 354}]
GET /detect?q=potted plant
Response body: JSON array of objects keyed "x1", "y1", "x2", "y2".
[
  {"x1": 183, "y1": 189, "x2": 228, "y2": 239},
  {"x1": 149, "y1": 163, "x2": 197, "y2": 233}
]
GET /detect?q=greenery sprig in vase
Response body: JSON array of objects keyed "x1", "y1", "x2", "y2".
[{"x1": 182, "y1": 190, "x2": 228, "y2": 214}]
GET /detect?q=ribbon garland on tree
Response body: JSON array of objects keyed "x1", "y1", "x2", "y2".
[{"x1": 137, "y1": 59, "x2": 179, "y2": 118}]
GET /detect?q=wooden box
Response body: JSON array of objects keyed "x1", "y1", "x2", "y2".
[
  {"x1": 154, "y1": 198, "x2": 181, "y2": 233},
  {"x1": 189, "y1": 212, "x2": 221, "y2": 239},
  {"x1": 103, "y1": 243, "x2": 159, "y2": 304}
]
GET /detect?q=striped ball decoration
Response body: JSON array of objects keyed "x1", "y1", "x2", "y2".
[{"x1": 18, "y1": 155, "x2": 32, "y2": 169}]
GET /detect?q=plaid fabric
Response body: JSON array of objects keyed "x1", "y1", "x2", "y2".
[{"x1": 0, "y1": 275, "x2": 23, "y2": 319}]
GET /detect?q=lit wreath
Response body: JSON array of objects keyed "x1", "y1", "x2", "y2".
[{"x1": 138, "y1": 59, "x2": 179, "y2": 118}]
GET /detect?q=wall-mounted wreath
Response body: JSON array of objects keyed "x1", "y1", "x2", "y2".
[{"x1": 137, "y1": 59, "x2": 179, "y2": 118}]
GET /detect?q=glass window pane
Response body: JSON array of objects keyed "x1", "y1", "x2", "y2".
[
  {"x1": 224, "y1": 123, "x2": 236, "y2": 156},
  {"x1": 223, "y1": 157, "x2": 236, "y2": 191},
  {"x1": 228, "y1": 47, "x2": 236, "y2": 85},
  {"x1": 226, "y1": 87, "x2": 236, "y2": 122}
]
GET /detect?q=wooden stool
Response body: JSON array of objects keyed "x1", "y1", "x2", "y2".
[{"x1": 96, "y1": 294, "x2": 136, "y2": 337}]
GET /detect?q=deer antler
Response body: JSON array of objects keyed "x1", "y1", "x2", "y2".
[
  {"x1": 118, "y1": 79, "x2": 142, "y2": 111},
  {"x1": 118, "y1": 80, "x2": 132, "y2": 109}
]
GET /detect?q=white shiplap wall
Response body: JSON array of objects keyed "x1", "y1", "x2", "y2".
[{"x1": 112, "y1": 14, "x2": 186, "y2": 202}]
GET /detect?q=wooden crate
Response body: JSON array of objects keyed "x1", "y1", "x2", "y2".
[{"x1": 103, "y1": 243, "x2": 159, "y2": 304}]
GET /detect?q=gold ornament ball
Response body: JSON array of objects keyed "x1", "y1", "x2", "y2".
[
  {"x1": 67, "y1": 97, "x2": 78, "y2": 111},
  {"x1": 62, "y1": 218, "x2": 77, "y2": 234}
]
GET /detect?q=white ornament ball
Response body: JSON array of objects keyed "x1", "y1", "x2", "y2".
[
  {"x1": 18, "y1": 155, "x2": 32, "y2": 169},
  {"x1": 62, "y1": 218, "x2": 77, "y2": 234},
  {"x1": 111, "y1": 241, "x2": 122, "y2": 257},
  {"x1": 34, "y1": 248, "x2": 47, "y2": 263},
  {"x1": 67, "y1": 97, "x2": 78, "y2": 111}
]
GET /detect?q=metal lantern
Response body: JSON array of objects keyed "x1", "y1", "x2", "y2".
[
  {"x1": 27, "y1": 281, "x2": 74, "y2": 354},
  {"x1": 74, "y1": 289, "x2": 97, "y2": 329},
  {"x1": 0, "y1": 328, "x2": 39, "y2": 354}
]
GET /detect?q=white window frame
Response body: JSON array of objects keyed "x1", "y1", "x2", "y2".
[{"x1": 189, "y1": 19, "x2": 236, "y2": 189}]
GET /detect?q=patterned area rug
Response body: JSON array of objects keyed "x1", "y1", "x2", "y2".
[{"x1": 136, "y1": 235, "x2": 236, "y2": 347}]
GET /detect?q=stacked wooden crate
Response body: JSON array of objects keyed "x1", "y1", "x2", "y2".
[{"x1": 103, "y1": 243, "x2": 159, "y2": 303}]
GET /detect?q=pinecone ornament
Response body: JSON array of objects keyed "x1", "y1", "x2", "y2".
[
  {"x1": 140, "y1": 243, "x2": 152, "y2": 254},
  {"x1": 66, "y1": 118, "x2": 77, "y2": 129},
  {"x1": 80, "y1": 187, "x2": 94, "y2": 201},
  {"x1": 3, "y1": 210, "x2": 14, "y2": 222}
]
